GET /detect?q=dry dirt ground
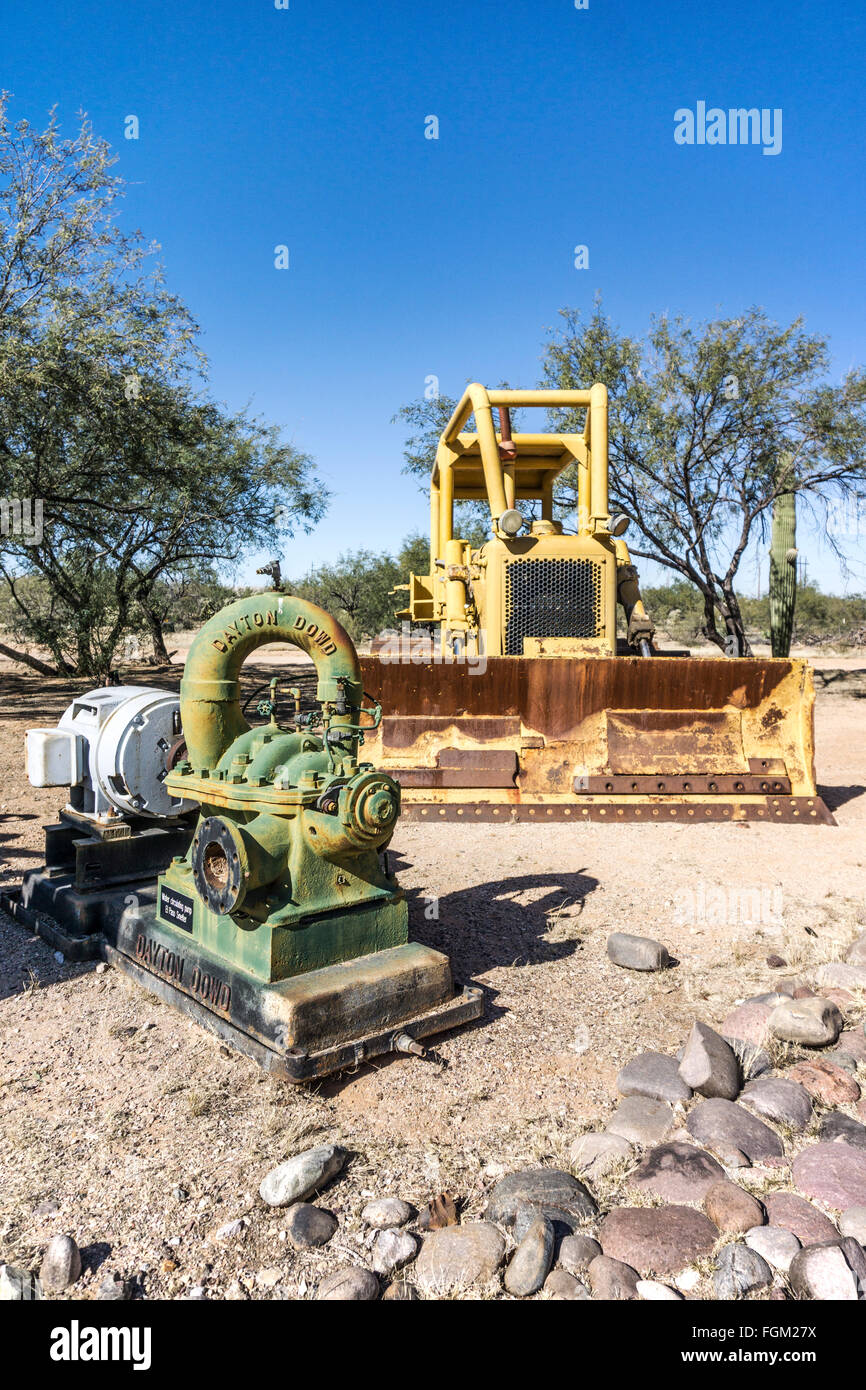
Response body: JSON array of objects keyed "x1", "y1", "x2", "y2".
[{"x1": 0, "y1": 646, "x2": 864, "y2": 1299}]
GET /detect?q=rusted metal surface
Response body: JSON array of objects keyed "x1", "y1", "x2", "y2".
[
  {"x1": 390, "y1": 748, "x2": 518, "y2": 789},
  {"x1": 360, "y1": 655, "x2": 823, "y2": 812},
  {"x1": 381, "y1": 715, "x2": 520, "y2": 750},
  {"x1": 386, "y1": 748, "x2": 520, "y2": 789},
  {"x1": 398, "y1": 798, "x2": 835, "y2": 825},
  {"x1": 497, "y1": 405, "x2": 517, "y2": 461},
  {"x1": 437, "y1": 748, "x2": 516, "y2": 770},
  {"x1": 606, "y1": 708, "x2": 748, "y2": 774},
  {"x1": 574, "y1": 773, "x2": 791, "y2": 795},
  {"x1": 362, "y1": 655, "x2": 803, "y2": 731}
]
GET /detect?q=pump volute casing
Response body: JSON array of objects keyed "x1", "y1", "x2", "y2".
[{"x1": 160, "y1": 591, "x2": 407, "y2": 982}]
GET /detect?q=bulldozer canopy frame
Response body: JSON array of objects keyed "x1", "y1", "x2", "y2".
[{"x1": 431, "y1": 383, "x2": 611, "y2": 563}]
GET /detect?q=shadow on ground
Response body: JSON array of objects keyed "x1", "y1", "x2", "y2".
[
  {"x1": 316, "y1": 863, "x2": 600, "y2": 1097},
  {"x1": 0, "y1": 817, "x2": 44, "y2": 866},
  {"x1": 399, "y1": 865, "x2": 599, "y2": 980},
  {"x1": 819, "y1": 783, "x2": 866, "y2": 812}
]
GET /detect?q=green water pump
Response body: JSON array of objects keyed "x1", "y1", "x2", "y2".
[{"x1": 107, "y1": 591, "x2": 481, "y2": 1080}]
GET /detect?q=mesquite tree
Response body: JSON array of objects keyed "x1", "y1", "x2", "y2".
[
  {"x1": 541, "y1": 304, "x2": 866, "y2": 654},
  {"x1": 288, "y1": 535, "x2": 430, "y2": 642},
  {"x1": 0, "y1": 97, "x2": 326, "y2": 679}
]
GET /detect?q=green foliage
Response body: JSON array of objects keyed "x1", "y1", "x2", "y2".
[
  {"x1": 643, "y1": 579, "x2": 866, "y2": 648},
  {"x1": 0, "y1": 564, "x2": 121, "y2": 673},
  {"x1": 781, "y1": 584, "x2": 866, "y2": 645},
  {"x1": 393, "y1": 393, "x2": 458, "y2": 483},
  {"x1": 396, "y1": 531, "x2": 431, "y2": 577},
  {"x1": 0, "y1": 98, "x2": 327, "y2": 679},
  {"x1": 135, "y1": 568, "x2": 238, "y2": 637},
  {"x1": 640, "y1": 581, "x2": 707, "y2": 642},
  {"x1": 287, "y1": 533, "x2": 429, "y2": 641},
  {"x1": 541, "y1": 301, "x2": 866, "y2": 653}
]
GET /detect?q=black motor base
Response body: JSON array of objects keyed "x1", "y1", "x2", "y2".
[{"x1": 0, "y1": 812, "x2": 193, "y2": 953}]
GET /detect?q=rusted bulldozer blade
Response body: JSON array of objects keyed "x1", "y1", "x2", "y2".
[
  {"x1": 396, "y1": 798, "x2": 834, "y2": 824},
  {"x1": 359, "y1": 654, "x2": 834, "y2": 825}
]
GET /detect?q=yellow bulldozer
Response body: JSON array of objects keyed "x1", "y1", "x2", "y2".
[{"x1": 359, "y1": 383, "x2": 832, "y2": 824}]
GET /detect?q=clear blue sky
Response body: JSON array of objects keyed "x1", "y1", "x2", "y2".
[{"x1": 5, "y1": 0, "x2": 865, "y2": 592}]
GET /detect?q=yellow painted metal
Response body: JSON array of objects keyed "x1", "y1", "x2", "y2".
[
  {"x1": 428, "y1": 385, "x2": 609, "y2": 558},
  {"x1": 360, "y1": 653, "x2": 825, "y2": 813},
  {"x1": 444, "y1": 537, "x2": 469, "y2": 634},
  {"x1": 414, "y1": 383, "x2": 632, "y2": 645},
  {"x1": 384, "y1": 381, "x2": 829, "y2": 821},
  {"x1": 588, "y1": 382, "x2": 609, "y2": 532},
  {"x1": 613, "y1": 535, "x2": 652, "y2": 631},
  {"x1": 477, "y1": 532, "x2": 616, "y2": 657}
]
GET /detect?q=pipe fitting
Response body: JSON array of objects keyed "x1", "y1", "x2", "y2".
[
  {"x1": 339, "y1": 770, "x2": 401, "y2": 847},
  {"x1": 191, "y1": 812, "x2": 285, "y2": 916}
]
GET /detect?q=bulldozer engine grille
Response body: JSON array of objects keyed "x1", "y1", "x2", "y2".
[{"x1": 504, "y1": 558, "x2": 603, "y2": 655}]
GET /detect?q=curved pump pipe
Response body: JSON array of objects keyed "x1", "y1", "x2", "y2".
[{"x1": 179, "y1": 592, "x2": 363, "y2": 771}]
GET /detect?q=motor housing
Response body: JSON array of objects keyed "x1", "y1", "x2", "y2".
[{"x1": 26, "y1": 686, "x2": 192, "y2": 821}]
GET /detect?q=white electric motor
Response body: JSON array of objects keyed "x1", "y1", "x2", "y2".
[{"x1": 26, "y1": 686, "x2": 193, "y2": 821}]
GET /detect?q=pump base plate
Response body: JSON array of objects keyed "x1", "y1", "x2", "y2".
[
  {"x1": 102, "y1": 937, "x2": 482, "y2": 1080},
  {"x1": 3, "y1": 869, "x2": 483, "y2": 1082},
  {"x1": 100, "y1": 905, "x2": 483, "y2": 1082},
  {"x1": 0, "y1": 816, "x2": 193, "y2": 949},
  {"x1": 0, "y1": 881, "x2": 158, "y2": 959}
]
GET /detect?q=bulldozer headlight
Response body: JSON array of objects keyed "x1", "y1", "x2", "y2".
[
  {"x1": 499, "y1": 509, "x2": 525, "y2": 536},
  {"x1": 610, "y1": 514, "x2": 630, "y2": 537}
]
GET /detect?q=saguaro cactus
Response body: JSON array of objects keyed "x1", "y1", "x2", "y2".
[{"x1": 769, "y1": 487, "x2": 797, "y2": 657}]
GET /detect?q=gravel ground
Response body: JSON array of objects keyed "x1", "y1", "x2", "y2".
[{"x1": 0, "y1": 656, "x2": 864, "y2": 1299}]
